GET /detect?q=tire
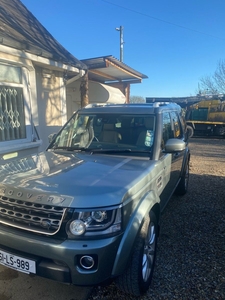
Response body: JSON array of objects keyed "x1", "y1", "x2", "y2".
[
  {"x1": 175, "y1": 159, "x2": 189, "y2": 195},
  {"x1": 187, "y1": 125, "x2": 194, "y2": 138},
  {"x1": 116, "y1": 212, "x2": 158, "y2": 296}
]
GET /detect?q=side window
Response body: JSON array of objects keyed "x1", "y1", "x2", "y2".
[
  {"x1": 170, "y1": 111, "x2": 182, "y2": 138},
  {"x1": 162, "y1": 112, "x2": 173, "y2": 150}
]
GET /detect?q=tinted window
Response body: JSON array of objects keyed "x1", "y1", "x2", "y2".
[
  {"x1": 49, "y1": 112, "x2": 155, "y2": 156},
  {"x1": 170, "y1": 111, "x2": 182, "y2": 138},
  {"x1": 162, "y1": 112, "x2": 173, "y2": 150}
]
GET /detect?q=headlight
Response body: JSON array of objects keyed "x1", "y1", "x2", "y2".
[
  {"x1": 69, "y1": 220, "x2": 86, "y2": 236},
  {"x1": 67, "y1": 207, "x2": 122, "y2": 237},
  {"x1": 91, "y1": 210, "x2": 107, "y2": 222}
]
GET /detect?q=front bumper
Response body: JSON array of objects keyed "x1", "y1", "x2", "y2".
[{"x1": 0, "y1": 226, "x2": 123, "y2": 285}]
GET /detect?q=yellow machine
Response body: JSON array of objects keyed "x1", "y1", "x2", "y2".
[{"x1": 186, "y1": 99, "x2": 225, "y2": 137}]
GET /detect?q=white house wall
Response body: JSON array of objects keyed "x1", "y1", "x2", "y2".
[
  {"x1": 0, "y1": 45, "x2": 70, "y2": 155},
  {"x1": 35, "y1": 67, "x2": 66, "y2": 151},
  {"x1": 66, "y1": 79, "x2": 81, "y2": 119}
]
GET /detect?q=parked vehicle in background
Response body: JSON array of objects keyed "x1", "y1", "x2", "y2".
[
  {"x1": 0, "y1": 102, "x2": 190, "y2": 296},
  {"x1": 186, "y1": 99, "x2": 225, "y2": 137}
]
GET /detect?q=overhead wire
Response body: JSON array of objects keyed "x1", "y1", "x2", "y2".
[{"x1": 100, "y1": 0, "x2": 225, "y2": 41}]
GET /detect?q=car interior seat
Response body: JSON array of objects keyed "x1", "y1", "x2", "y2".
[
  {"x1": 99, "y1": 124, "x2": 121, "y2": 143},
  {"x1": 136, "y1": 118, "x2": 154, "y2": 147}
]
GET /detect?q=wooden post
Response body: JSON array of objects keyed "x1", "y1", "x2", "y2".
[
  {"x1": 125, "y1": 84, "x2": 130, "y2": 103},
  {"x1": 80, "y1": 71, "x2": 89, "y2": 107}
]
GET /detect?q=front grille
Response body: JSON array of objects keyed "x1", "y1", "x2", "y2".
[{"x1": 0, "y1": 195, "x2": 66, "y2": 235}]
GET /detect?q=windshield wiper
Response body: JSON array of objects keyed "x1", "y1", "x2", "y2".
[
  {"x1": 51, "y1": 147, "x2": 151, "y2": 155},
  {"x1": 90, "y1": 149, "x2": 151, "y2": 154},
  {"x1": 51, "y1": 146, "x2": 91, "y2": 152},
  {"x1": 89, "y1": 148, "x2": 131, "y2": 154}
]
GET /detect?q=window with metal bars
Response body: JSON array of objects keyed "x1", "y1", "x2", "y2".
[
  {"x1": 0, "y1": 63, "x2": 27, "y2": 142},
  {"x1": 0, "y1": 86, "x2": 26, "y2": 142}
]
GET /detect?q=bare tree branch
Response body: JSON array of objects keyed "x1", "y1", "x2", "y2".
[
  {"x1": 130, "y1": 96, "x2": 145, "y2": 103},
  {"x1": 199, "y1": 59, "x2": 225, "y2": 94}
]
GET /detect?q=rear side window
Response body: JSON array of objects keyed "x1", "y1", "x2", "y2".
[
  {"x1": 162, "y1": 112, "x2": 173, "y2": 150},
  {"x1": 170, "y1": 111, "x2": 182, "y2": 138},
  {"x1": 161, "y1": 111, "x2": 183, "y2": 150}
]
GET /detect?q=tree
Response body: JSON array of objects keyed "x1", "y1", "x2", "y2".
[
  {"x1": 130, "y1": 96, "x2": 146, "y2": 103},
  {"x1": 199, "y1": 59, "x2": 225, "y2": 95},
  {"x1": 80, "y1": 72, "x2": 89, "y2": 107}
]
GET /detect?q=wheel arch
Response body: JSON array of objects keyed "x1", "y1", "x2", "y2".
[{"x1": 111, "y1": 190, "x2": 160, "y2": 277}]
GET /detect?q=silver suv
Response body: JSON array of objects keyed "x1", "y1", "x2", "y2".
[{"x1": 0, "y1": 102, "x2": 190, "y2": 296}]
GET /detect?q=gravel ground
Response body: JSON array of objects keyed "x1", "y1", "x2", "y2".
[{"x1": 88, "y1": 137, "x2": 225, "y2": 300}]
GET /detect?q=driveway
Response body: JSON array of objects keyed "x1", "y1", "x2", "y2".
[{"x1": 0, "y1": 266, "x2": 92, "y2": 300}]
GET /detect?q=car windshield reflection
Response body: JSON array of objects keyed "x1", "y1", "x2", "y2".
[{"x1": 49, "y1": 113, "x2": 155, "y2": 156}]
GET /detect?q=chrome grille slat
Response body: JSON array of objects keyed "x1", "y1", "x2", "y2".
[{"x1": 0, "y1": 196, "x2": 66, "y2": 235}]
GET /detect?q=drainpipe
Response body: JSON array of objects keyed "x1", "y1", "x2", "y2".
[{"x1": 65, "y1": 69, "x2": 86, "y2": 85}]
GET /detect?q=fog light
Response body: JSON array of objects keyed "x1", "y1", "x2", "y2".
[
  {"x1": 70, "y1": 220, "x2": 86, "y2": 235},
  {"x1": 80, "y1": 255, "x2": 95, "y2": 269}
]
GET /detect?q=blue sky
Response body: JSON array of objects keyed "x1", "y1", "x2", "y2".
[{"x1": 21, "y1": 0, "x2": 225, "y2": 98}]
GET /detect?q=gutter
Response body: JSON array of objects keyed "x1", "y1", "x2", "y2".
[
  {"x1": 65, "y1": 69, "x2": 86, "y2": 85},
  {"x1": 0, "y1": 44, "x2": 83, "y2": 74}
]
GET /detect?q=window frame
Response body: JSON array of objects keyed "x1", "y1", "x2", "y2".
[{"x1": 0, "y1": 63, "x2": 32, "y2": 146}]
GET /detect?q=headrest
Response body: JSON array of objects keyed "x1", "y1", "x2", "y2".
[
  {"x1": 103, "y1": 124, "x2": 115, "y2": 131},
  {"x1": 121, "y1": 118, "x2": 132, "y2": 128}
]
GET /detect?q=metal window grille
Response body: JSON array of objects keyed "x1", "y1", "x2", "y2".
[{"x1": 0, "y1": 87, "x2": 26, "y2": 142}]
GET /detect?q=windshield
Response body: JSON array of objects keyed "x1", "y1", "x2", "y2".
[{"x1": 48, "y1": 112, "x2": 155, "y2": 156}]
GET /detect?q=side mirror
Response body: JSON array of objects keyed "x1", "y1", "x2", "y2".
[{"x1": 164, "y1": 138, "x2": 186, "y2": 153}]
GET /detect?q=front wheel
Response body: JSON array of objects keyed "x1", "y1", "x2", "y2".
[{"x1": 116, "y1": 212, "x2": 158, "y2": 296}]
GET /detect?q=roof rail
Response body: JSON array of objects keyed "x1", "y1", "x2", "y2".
[
  {"x1": 152, "y1": 102, "x2": 170, "y2": 107},
  {"x1": 84, "y1": 102, "x2": 118, "y2": 108}
]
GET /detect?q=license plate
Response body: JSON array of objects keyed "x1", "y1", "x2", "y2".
[{"x1": 0, "y1": 249, "x2": 36, "y2": 274}]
